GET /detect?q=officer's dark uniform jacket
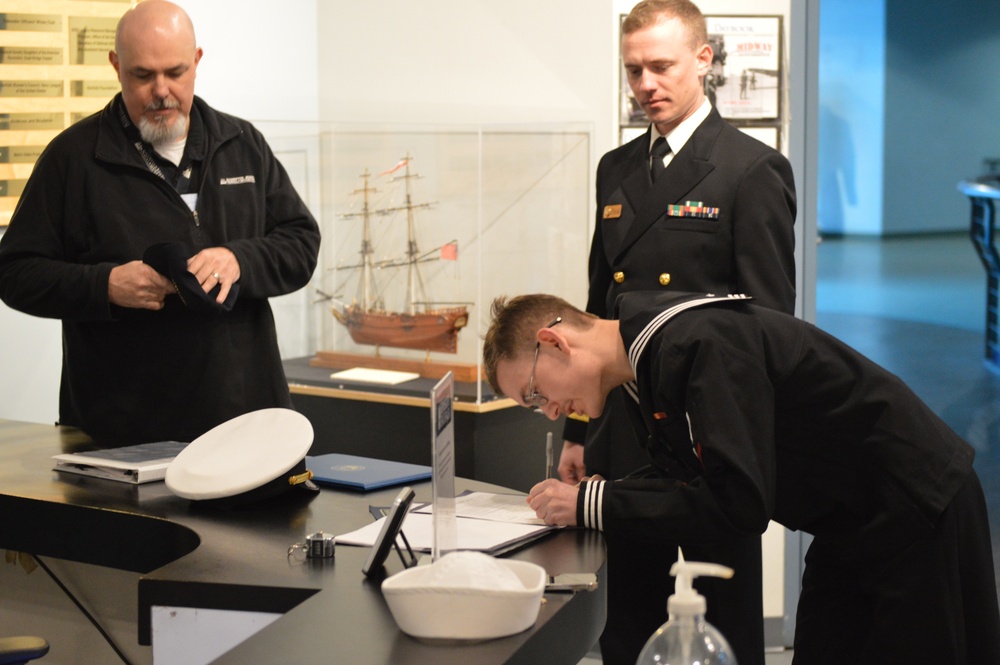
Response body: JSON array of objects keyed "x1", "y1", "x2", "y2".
[{"x1": 563, "y1": 111, "x2": 797, "y2": 447}]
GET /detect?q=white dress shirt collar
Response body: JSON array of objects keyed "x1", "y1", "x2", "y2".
[{"x1": 649, "y1": 98, "x2": 712, "y2": 157}]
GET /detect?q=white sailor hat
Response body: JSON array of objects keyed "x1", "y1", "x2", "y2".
[{"x1": 165, "y1": 408, "x2": 315, "y2": 505}]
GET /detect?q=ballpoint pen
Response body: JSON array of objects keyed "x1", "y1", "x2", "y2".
[{"x1": 545, "y1": 431, "x2": 553, "y2": 480}]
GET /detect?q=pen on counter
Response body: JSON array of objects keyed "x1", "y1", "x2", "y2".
[{"x1": 545, "y1": 431, "x2": 553, "y2": 480}]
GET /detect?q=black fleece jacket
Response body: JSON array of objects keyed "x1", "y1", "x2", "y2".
[{"x1": 0, "y1": 94, "x2": 320, "y2": 445}]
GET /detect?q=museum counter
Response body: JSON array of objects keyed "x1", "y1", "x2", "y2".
[{"x1": 0, "y1": 419, "x2": 607, "y2": 665}]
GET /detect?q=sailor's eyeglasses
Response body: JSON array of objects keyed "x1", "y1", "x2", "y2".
[{"x1": 523, "y1": 317, "x2": 562, "y2": 407}]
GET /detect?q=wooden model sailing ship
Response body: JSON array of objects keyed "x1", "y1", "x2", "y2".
[{"x1": 327, "y1": 156, "x2": 468, "y2": 355}]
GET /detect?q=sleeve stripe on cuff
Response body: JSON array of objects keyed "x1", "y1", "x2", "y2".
[{"x1": 583, "y1": 480, "x2": 606, "y2": 531}]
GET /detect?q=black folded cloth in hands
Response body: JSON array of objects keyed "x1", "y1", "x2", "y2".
[{"x1": 143, "y1": 242, "x2": 240, "y2": 313}]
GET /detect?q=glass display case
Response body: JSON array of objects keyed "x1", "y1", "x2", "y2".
[{"x1": 255, "y1": 121, "x2": 592, "y2": 405}]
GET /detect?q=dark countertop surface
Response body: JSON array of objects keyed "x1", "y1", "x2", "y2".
[{"x1": 0, "y1": 419, "x2": 606, "y2": 665}]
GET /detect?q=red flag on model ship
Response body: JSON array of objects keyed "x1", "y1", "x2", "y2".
[
  {"x1": 440, "y1": 242, "x2": 458, "y2": 260},
  {"x1": 380, "y1": 158, "x2": 409, "y2": 176}
]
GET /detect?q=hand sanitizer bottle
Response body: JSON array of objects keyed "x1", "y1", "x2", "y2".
[{"x1": 635, "y1": 549, "x2": 738, "y2": 665}]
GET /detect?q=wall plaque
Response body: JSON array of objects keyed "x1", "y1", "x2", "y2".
[
  {"x1": 0, "y1": 146, "x2": 46, "y2": 163},
  {"x1": 0, "y1": 180, "x2": 27, "y2": 197},
  {"x1": 68, "y1": 16, "x2": 118, "y2": 66},
  {"x1": 0, "y1": 47, "x2": 63, "y2": 65},
  {"x1": 70, "y1": 80, "x2": 120, "y2": 97},
  {"x1": 0, "y1": 113, "x2": 64, "y2": 130},
  {"x1": 0, "y1": 13, "x2": 62, "y2": 32},
  {"x1": 0, "y1": 80, "x2": 63, "y2": 97}
]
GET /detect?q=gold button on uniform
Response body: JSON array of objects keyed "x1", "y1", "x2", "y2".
[
  {"x1": 613, "y1": 271, "x2": 625, "y2": 284},
  {"x1": 659, "y1": 273, "x2": 671, "y2": 286}
]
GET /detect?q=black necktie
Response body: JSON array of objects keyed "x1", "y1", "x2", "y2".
[{"x1": 650, "y1": 136, "x2": 670, "y2": 181}]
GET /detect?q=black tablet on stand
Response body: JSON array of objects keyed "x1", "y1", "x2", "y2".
[{"x1": 362, "y1": 486, "x2": 417, "y2": 576}]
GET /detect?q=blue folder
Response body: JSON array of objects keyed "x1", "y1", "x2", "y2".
[{"x1": 306, "y1": 453, "x2": 432, "y2": 491}]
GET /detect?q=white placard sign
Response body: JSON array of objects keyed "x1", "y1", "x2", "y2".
[{"x1": 430, "y1": 371, "x2": 457, "y2": 560}]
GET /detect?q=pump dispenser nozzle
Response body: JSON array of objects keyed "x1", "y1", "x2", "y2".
[
  {"x1": 668, "y1": 550, "x2": 734, "y2": 616},
  {"x1": 635, "y1": 548, "x2": 739, "y2": 665}
]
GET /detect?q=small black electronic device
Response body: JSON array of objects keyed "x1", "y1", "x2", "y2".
[{"x1": 362, "y1": 486, "x2": 416, "y2": 577}]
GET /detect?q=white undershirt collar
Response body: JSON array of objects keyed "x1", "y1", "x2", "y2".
[{"x1": 155, "y1": 137, "x2": 187, "y2": 167}]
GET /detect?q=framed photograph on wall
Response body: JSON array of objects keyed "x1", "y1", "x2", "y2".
[
  {"x1": 734, "y1": 124, "x2": 780, "y2": 151},
  {"x1": 703, "y1": 15, "x2": 782, "y2": 121},
  {"x1": 618, "y1": 13, "x2": 784, "y2": 144}
]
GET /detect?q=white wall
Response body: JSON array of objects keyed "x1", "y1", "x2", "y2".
[
  {"x1": 185, "y1": 0, "x2": 319, "y2": 122},
  {"x1": 0, "y1": 310, "x2": 61, "y2": 425},
  {"x1": 315, "y1": 0, "x2": 616, "y2": 171},
  {"x1": 313, "y1": 0, "x2": 790, "y2": 173}
]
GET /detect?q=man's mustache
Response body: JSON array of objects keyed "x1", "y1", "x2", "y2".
[{"x1": 145, "y1": 98, "x2": 179, "y2": 112}]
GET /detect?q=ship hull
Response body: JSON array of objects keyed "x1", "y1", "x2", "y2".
[{"x1": 332, "y1": 305, "x2": 469, "y2": 354}]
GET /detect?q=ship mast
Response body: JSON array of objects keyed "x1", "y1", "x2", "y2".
[
  {"x1": 340, "y1": 170, "x2": 379, "y2": 310},
  {"x1": 400, "y1": 156, "x2": 429, "y2": 315},
  {"x1": 360, "y1": 170, "x2": 374, "y2": 310}
]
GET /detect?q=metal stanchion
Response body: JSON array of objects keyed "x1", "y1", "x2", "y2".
[{"x1": 957, "y1": 178, "x2": 1000, "y2": 373}]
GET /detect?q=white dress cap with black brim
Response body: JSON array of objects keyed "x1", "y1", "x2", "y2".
[{"x1": 166, "y1": 408, "x2": 315, "y2": 504}]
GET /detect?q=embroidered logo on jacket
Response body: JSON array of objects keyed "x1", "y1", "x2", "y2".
[{"x1": 219, "y1": 175, "x2": 256, "y2": 185}]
